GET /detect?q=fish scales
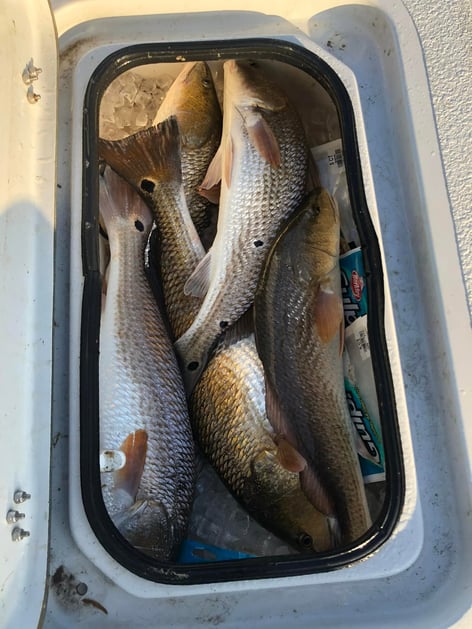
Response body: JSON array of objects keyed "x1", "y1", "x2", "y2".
[
  {"x1": 153, "y1": 61, "x2": 221, "y2": 237},
  {"x1": 175, "y1": 60, "x2": 308, "y2": 394},
  {"x1": 254, "y1": 188, "x2": 371, "y2": 544},
  {"x1": 99, "y1": 167, "x2": 195, "y2": 560},
  {"x1": 191, "y1": 332, "x2": 335, "y2": 553},
  {"x1": 99, "y1": 117, "x2": 206, "y2": 340}
]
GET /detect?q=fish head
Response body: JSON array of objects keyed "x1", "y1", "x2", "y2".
[
  {"x1": 154, "y1": 61, "x2": 221, "y2": 150},
  {"x1": 223, "y1": 59, "x2": 288, "y2": 114},
  {"x1": 305, "y1": 187, "x2": 340, "y2": 261},
  {"x1": 279, "y1": 489, "x2": 339, "y2": 554},
  {"x1": 114, "y1": 499, "x2": 177, "y2": 561},
  {"x1": 252, "y1": 454, "x2": 338, "y2": 553}
]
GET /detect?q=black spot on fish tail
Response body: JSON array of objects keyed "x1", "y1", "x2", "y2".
[
  {"x1": 219, "y1": 321, "x2": 229, "y2": 329},
  {"x1": 140, "y1": 179, "x2": 155, "y2": 193},
  {"x1": 254, "y1": 240, "x2": 264, "y2": 247}
]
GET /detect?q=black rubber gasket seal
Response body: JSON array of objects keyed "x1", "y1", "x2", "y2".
[{"x1": 80, "y1": 38, "x2": 404, "y2": 585}]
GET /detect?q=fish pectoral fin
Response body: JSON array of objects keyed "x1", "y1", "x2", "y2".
[
  {"x1": 198, "y1": 181, "x2": 221, "y2": 205},
  {"x1": 245, "y1": 109, "x2": 281, "y2": 168},
  {"x1": 184, "y1": 250, "x2": 212, "y2": 297},
  {"x1": 274, "y1": 436, "x2": 307, "y2": 473},
  {"x1": 300, "y1": 466, "x2": 336, "y2": 518},
  {"x1": 314, "y1": 286, "x2": 344, "y2": 343},
  {"x1": 200, "y1": 143, "x2": 223, "y2": 190},
  {"x1": 114, "y1": 429, "x2": 148, "y2": 499}
]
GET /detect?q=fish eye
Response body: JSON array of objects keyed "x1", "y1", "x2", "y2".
[
  {"x1": 134, "y1": 220, "x2": 144, "y2": 232},
  {"x1": 188, "y1": 361, "x2": 199, "y2": 371},
  {"x1": 297, "y1": 533, "x2": 313, "y2": 549},
  {"x1": 202, "y1": 78, "x2": 211, "y2": 88}
]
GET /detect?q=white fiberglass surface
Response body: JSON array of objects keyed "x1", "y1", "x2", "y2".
[
  {"x1": 44, "y1": 1, "x2": 471, "y2": 627},
  {"x1": 0, "y1": 0, "x2": 57, "y2": 626}
]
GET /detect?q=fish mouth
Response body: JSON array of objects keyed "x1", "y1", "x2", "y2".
[
  {"x1": 113, "y1": 499, "x2": 176, "y2": 559},
  {"x1": 179, "y1": 61, "x2": 198, "y2": 85}
]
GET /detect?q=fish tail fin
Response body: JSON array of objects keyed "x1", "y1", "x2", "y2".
[
  {"x1": 99, "y1": 166, "x2": 151, "y2": 229},
  {"x1": 99, "y1": 116, "x2": 182, "y2": 192}
]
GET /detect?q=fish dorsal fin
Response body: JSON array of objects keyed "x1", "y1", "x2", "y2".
[
  {"x1": 199, "y1": 143, "x2": 222, "y2": 191},
  {"x1": 114, "y1": 429, "x2": 148, "y2": 499},
  {"x1": 264, "y1": 374, "x2": 303, "y2": 465},
  {"x1": 245, "y1": 109, "x2": 281, "y2": 168},
  {"x1": 184, "y1": 250, "x2": 212, "y2": 297},
  {"x1": 274, "y1": 436, "x2": 307, "y2": 473},
  {"x1": 300, "y1": 466, "x2": 336, "y2": 518},
  {"x1": 264, "y1": 374, "x2": 286, "y2": 436},
  {"x1": 224, "y1": 132, "x2": 234, "y2": 187},
  {"x1": 314, "y1": 285, "x2": 344, "y2": 343}
]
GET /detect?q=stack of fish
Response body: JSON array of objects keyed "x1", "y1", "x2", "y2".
[{"x1": 97, "y1": 59, "x2": 372, "y2": 562}]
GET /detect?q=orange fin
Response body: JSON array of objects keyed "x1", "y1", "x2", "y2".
[
  {"x1": 114, "y1": 429, "x2": 148, "y2": 499},
  {"x1": 246, "y1": 111, "x2": 280, "y2": 168},
  {"x1": 264, "y1": 374, "x2": 299, "y2": 453},
  {"x1": 200, "y1": 143, "x2": 222, "y2": 191},
  {"x1": 275, "y1": 436, "x2": 307, "y2": 473},
  {"x1": 300, "y1": 466, "x2": 336, "y2": 517},
  {"x1": 183, "y1": 250, "x2": 212, "y2": 297},
  {"x1": 198, "y1": 182, "x2": 221, "y2": 205},
  {"x1": 314, "y1": 287, "x2": 344, "y2": 343}
]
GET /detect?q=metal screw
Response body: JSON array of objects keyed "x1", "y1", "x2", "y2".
[
  {"x1": 26, "y1": 85, "x2": 41, "y2": 104},
  {"x1": 6, "y1": 510, "x2": 25, "y2": 524},
  {"x1": 14, "y1": 490, "x2": 31, "y2": 504},
  {"x1": 11, "y1": 527, "x2": 30, "y2": 542},
  {"x1": 22, "y1": 59, "x2": 43, "y2": 85}
]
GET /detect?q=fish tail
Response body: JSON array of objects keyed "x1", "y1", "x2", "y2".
[
  {"x1": 99, "y1": 166, "x2": 150, "y2": 228},
  {"x1": 99, "y1": 116, "x2": 182, "y2": 192}
]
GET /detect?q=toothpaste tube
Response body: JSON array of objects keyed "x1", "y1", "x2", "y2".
[
  {"x1": 340, "y1": 247, "x2": 368, "y2": 328},
  {"x1": 344, "y1": 317, "x2": 386, "y2": 483},
  {"x1": 344, "y1": 376, "x2": 385, "y2": 483}
]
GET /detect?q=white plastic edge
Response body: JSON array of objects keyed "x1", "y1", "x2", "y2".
[
  {"x1": 66, "y1": 21, "x2": 422, "y2": 598},
  {"x1": 0, "y1": 0, "x2": 57, "y2": 626}
]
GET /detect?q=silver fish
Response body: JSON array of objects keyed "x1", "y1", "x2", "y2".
[
  {"x1": 175, "y1": 59, "x2": 308, "y2": 394},
  {"x1": 254, "y1": 187, "x2": 372, "y2": 544},
  {"x1": 98, "y1": 166, "x2": 195, "y2": 560}
]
